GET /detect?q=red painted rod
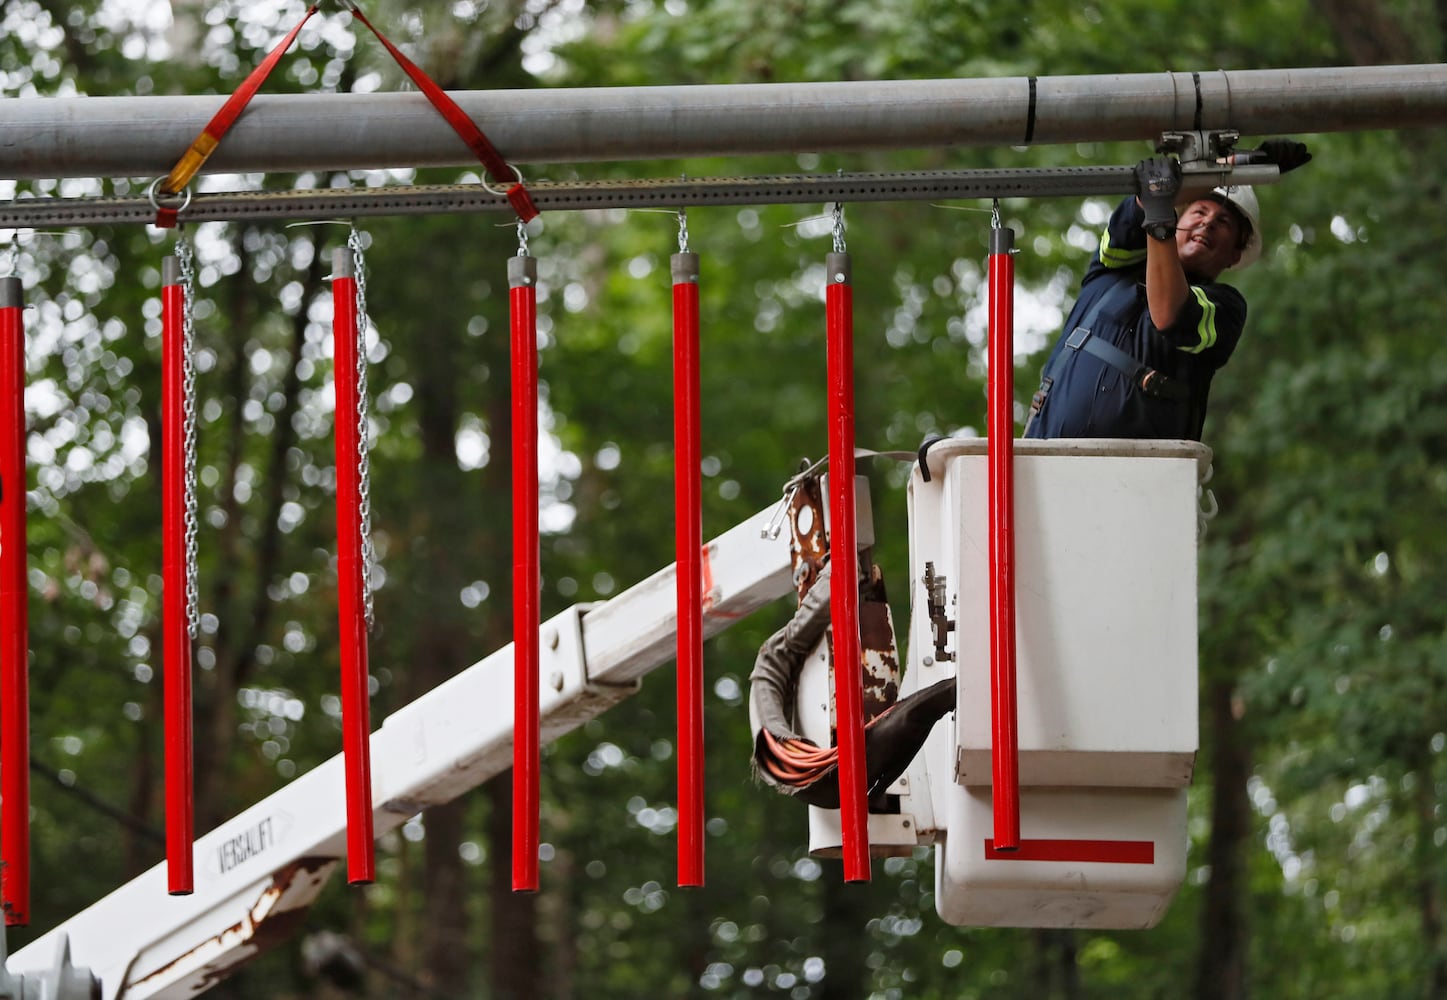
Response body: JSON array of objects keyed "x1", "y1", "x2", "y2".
[
  {"x1": 1, "y1": 276, "x2": 31, "y2": 924},
  {"x1": 671, "y1": 252, "x2": 705, "y2": 888},
  {"x1": 825, "y1": 252, "x2": 870, "y2": 881},
  {"x1": 332, "y1": 248, "x2": 376, "y2": 884},
  {"x1": 987, "y1": 225, "x2": 1020, "y2": 851},
  {"x1": 161, "y1": 258, "x2": 195, "y2": 894},
  {"x1": 509, "y1": 254, "x2": 541, "y2": 893}
]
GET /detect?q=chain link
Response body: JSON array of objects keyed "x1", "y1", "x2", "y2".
[
  {"x1": 677, "y1": 207, "x2": 690, "y2": 254},
  {"x1": 176, "y1": 233, "x2": 201, "y2": 640},
  {"x1": 515, "y1": 220, "x2": 529, "y2": 257},
  {"x1": 831, "y1": 202, "x2": 846, "y2": 253},
  {"x1": 347, "y1": 227, "x2": 377, "y2": 633},
  {"x1": 1197, "y1": 460, "x2": 1220, "y2": 543}
]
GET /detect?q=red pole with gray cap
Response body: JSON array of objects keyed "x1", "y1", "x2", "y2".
[
  {"x1": 672, "y1": 233, "x2": 705, "y2": 887},
  {"x1": 825, "y1": 211, "x2": 871, "y2": 882},
  {"x1": 0, "y1": 274, "x2": 30, "y2": 923},
  {"x1": 987, "y1": 213, "x2": 1021, "y2": 851},
  {"x1": 161, "y1": 254, "x2": 197, "y2": 893},
  {"x1": 510, "y1": 246, "x2": 541, "y2": 893},
  {"x1": 331, "y1": 245, "x2": 376, "y2": 884}
]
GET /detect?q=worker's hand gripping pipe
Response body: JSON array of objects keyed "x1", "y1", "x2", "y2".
[
  {"x1": 509, "y1": 242, "x2": 542, "y2": 893},
  {"x1": 672, "y1": 237, "x2": 706, "y2": 888},
  {"x1": 331, "y1": 247, "x2": 377, "y2": 884},
  {"x1": 0, "y1": 274, "x2": 30, "y2": 923},
  {"x1": 825, "y1": 209, "x2": 871, "y2": 882},
  {"x1": 987, "y1": 211, "x2": 1021, "y2": 852},
  {"x1": 161, "y1": 254, "x2": 197, "y2": 894}
]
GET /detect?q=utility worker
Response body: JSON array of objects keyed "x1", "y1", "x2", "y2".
[{"x1": 1024, "y1": 141, "x2": 1310, "y2": 441}]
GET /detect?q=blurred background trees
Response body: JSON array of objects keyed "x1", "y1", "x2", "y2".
[{"x1": 2, "y1": 0, "x2": 1445, "y2": 996}]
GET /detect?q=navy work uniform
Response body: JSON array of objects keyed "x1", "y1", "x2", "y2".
[{"x1": 1025, "y1": 197, "x2": 1246, "y2": 442}]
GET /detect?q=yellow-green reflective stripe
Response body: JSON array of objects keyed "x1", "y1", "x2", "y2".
[
  {"x1": 1181, "y1": 286, "x2": 1217, "y2": 354},
  {"x1": 1099, "y1": 230, "x2": 1146, "y2": 269}
]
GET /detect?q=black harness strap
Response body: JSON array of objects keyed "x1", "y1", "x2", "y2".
[{"x1": 1027, "y1": 279, "x2": 1190, "y2": 433}]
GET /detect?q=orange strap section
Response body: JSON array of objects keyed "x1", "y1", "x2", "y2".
[{"x1": 155, "y1": 5, "x2": 320, "y2": 227}]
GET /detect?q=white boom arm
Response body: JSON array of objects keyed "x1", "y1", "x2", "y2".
[{"x1": 9, "y1": 506, "x2": 793, "y2": 998}]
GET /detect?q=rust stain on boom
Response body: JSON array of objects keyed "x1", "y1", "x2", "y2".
[{"x1": 127, "y1": 858, "x2": 336, "y2": 997}]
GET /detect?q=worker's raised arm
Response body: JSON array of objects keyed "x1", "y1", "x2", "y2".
[{"x1": 1135, "y1": 155, "x2": 1191, "y2": 330}]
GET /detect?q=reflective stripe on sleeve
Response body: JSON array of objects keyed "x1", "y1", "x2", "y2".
[
  {"x1": 1179, "y1": 286, "x2": 1218, "y2": 354},
  {"x1": 1099, "y1": 230, "x2": 1147, "y2": 269}
]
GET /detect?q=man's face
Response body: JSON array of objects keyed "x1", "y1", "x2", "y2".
[{"x1": 1174, "y1": 198, "x2": 1247, "y2": 278}]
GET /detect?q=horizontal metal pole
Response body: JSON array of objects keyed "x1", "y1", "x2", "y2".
[
  {"x1": 2, "y1": 65, "x2": 1446, "y2": 181},
  {"x1": 0, "y1": 165, "x2": 1279, "y2": 228}
]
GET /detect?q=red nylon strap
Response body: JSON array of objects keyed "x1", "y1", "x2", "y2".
[
  {"x1": 154, "y1": 5, "x2": 320, "y2": 227},
  {"x1": 346, "y1": 4, "x2": 539, "y2": 223}
]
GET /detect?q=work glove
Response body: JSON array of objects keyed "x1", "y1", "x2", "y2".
[
  {"x1": 1135, "y1": 155, "x2": 1182, "y2": 229},
  {"x1": 1256, "y1": 137, "x2": 1312, "y2": 173}
]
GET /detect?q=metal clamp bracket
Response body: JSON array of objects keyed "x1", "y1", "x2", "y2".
[{"x1": 1157, "y1": 128, "x2": 1241, "y2": 165}]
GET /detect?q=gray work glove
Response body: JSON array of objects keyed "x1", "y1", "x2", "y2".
[
  {"x1": 1230, "y1": 138, "x2": 1312, "y2": 174},
  {"x1": 1135, "y1": 154, "x2": 1182, "y2": 230},
  {"x1": 1257, "y1": 138, "x2": 1312, "y2": 173}
]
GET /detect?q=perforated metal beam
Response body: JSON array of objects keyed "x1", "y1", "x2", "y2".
[{"x1": 0, "y1": 164, "x2": 1281, "y2": 227}]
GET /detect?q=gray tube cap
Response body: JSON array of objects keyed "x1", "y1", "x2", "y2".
[
  {"x1": 0, "y1": 276, "x2": 20, "y2": 308},
  {"x1": 508, "y1": 255, "x2": 537, "y2": 288},
  {"x1": 671, "y1": 252, "x2": 699, "y2": 284}
]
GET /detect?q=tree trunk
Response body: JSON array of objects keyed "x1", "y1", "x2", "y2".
[
  {"x1": 818, "y1": 874, "x2": 870, "y2": 1000},
  {"x1": 1411, "y1": 747, "x2": 1446, "y2": 999},
  {"x1": 1030, "y1": 929, "x2": 1080, "y2": 1000},
  {"x1": 195, "y1": 242, "x2": 323, "y2": 833},
  {"x1": 488, "y1": 773, "x2": 541, "y2": 999},
  {"x1": 1193, "y1": 678, "x2": 1251, "y2": 1000},
  {"x1": 406, "y1": 282, "x2": 482, "y2": 996}
]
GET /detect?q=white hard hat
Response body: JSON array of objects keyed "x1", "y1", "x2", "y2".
[{"x1": 1199, "y1": 185, "x2": 1262, "y2": 270}]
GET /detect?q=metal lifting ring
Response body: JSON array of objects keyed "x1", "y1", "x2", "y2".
[
  {"x1": 477, "y1": 161, "x2": 526, "y2": 198},
  {"x1": 147, "y1": 177, "x2": 193, "y2": 215}
]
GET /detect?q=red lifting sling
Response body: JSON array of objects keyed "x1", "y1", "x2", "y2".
[
  {"x1": 1, "y1": 274, "x2": 31, "y2": 924},
  {"x1": 671, "y1": 238, "x2": 705, "y2": 888},
  {"x1": 153, "y1": 3, "x2": 536, "y2": 227}
]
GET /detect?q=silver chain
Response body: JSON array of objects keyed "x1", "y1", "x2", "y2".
[
  {"x1": 176, "y1": 233, "x2": 200, "y2": 639},
  {"x1": 1197, "y1": 460, "x2": 1220, "y2": 543},
  {"x1": 677, "y1": 207, "x2": 690, "y2": 253},
  {"x1": 516, "y1": 220, "x2": 529, "y2": 257},
  {"x1": 831, "y1": 202, "x2": 847, "y2": 253},
  {"x1": 347, "y1": 227, "x2": 377, "y2": 632}
]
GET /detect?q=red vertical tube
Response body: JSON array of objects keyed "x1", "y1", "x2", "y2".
[
  {"x1": 509, "y1": 254, "x2": 541, "y2": 893},
  {"x1": 161, "y1": 258, "x2": 195, "y2": 895},
  {"x1": 672, "y1": 252, "x2": 704, "y2": 888},
  {"x1": 332, "y1": 248, "x2": 376, "y2": 884},
  {"x1": 825, "y1": 251, "x2": 870, "y2": 882},
  {"x1": 987, "y1": 226, "x2": 1020, "y2": 851},
  {"x1": 1, "y1": 276, "x2": 31, "y2": 923}
]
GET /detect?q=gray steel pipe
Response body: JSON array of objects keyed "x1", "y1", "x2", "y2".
[{"x1": 3, "y1": 65, "x2": 1447, "y2": 181}]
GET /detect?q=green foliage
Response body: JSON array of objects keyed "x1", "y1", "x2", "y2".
[{"x1": 5, "y1": 0, "x2": 1447, "y2": 998}]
